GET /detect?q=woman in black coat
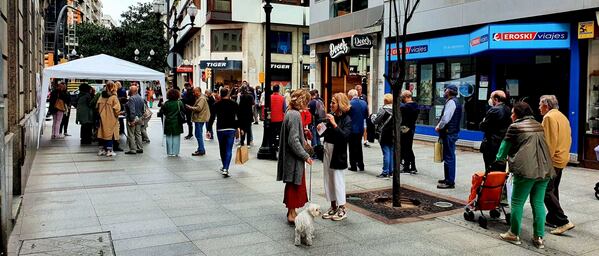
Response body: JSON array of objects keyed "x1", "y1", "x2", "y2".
[{"x1": 318, "y1": 92, "x2": 352, "y2": 221}]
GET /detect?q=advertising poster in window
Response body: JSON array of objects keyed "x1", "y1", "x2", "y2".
[
  {"x1": 451, "y1": 63, "x2": 461, "y2": 79},
  {"x1": 419, "y1": 64, "x2": 433, "y2": 105},
  {"x1": 506, "y1": 79, "x2": 519, "y2": 96},
  {"x1": 408, "y1": 82, "x2": 417, "y2": 98}
]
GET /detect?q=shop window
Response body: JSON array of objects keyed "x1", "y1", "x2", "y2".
[
  {"x1": 270, "y1": 31, "x2": 292, "y2": 54},
  {"x1": 332, "y1": 0, "x2": 368, "y2": 17},
  {"x1": 302, "y1": 33, "x2": 310, "y2": 55},
  {"x1": 212, "y1": 29, "x2": 242, "y2": 52}
]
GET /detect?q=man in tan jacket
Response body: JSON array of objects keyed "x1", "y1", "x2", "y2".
[
  {"x1": 539, "y1": 95, "x2": 574, "y2": 235},
  {"x1": 186, "y1": 87, "x2": 210, "y2": 156}
]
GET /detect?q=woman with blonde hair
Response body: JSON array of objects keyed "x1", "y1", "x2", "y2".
[
  {"x1": 277, "y1": 89, "x2": 314, "y2": 224},
  {"x1": 318, "y1": 92, "x2": 352, "y2": 221},
  {"x1": 371, "y1": 94, "x2": 394, "y2": 178},
  {"x1": 96, "y1": 81, "x2": 121, "y2": 157}
]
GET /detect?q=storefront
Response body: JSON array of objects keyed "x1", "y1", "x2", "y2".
[
  {"x1": 199, "y1": 60, "x2": 242, "y2": 91},
  {"x1": 316, "y1": 34, "x2": 374, "y2": 106},
  {"x1": 177, "y1": 65, "x2": 194, "y2": 86},
  {"x1": 580, "y1": 20, "x2": 599, "y2": 169},
  {"x1": 386, "y1": 22, "x2": 579, "y2": 151}
]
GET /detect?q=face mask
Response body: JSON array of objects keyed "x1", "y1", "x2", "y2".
[{"x1": 488, "y1": 98, "x2": 494, "y2": 107}]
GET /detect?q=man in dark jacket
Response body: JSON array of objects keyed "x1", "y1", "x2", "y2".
[
  {"x1": 435, "y1": 84, "x2": 462, "y2": 189},
  {"x1": 400, "y1": 90, "x2": 420, "y2": 174},
  {"x1": 124, "y1": 85, "x2": 146, "y2": 154},
  {"x1": 347, "y1": 89, "x2": 368, "y2": 171},
  {"x1": 182, "y1": 82, "x2": 196, "y2": 139},
  {"x1": 76, "y1": 83, "x2": 94, "y2": 144},
  {"x1": 479, "y1": 90, "x2": 511, "y2": 171}
]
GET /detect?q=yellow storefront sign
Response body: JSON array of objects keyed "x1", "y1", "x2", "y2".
[{"x1": 578, "y1": 21, "x2": 595, "y2": 39}]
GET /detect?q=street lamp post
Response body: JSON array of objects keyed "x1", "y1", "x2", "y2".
[
  {"x1": 257, "y1": 0, "x2": 276, "y2": 160},
  {"x1": 299, "y1": 55, "x2": 303, "y2": 88},
  {"x1": 153, "y1": 0, "x2": 197, "y2": 90}
]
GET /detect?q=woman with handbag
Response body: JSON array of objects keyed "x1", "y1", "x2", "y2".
[
  {"x1": 318, "y1": 92, "x2": 352, "y2": 221},
  {"x1": 49, "y1": 81, "x2": 70, "y2": 139},
  {"x1": 495, "y1": 102, "x2": 555, "y2": 249},
  {"x1": 96, "y1": 81, "x2": 120, "y2": 157},
  {"x1": 159, "y1": 89, "x2": 185, "y2": 156},
  {"x1": 371, "y1": 94, "x2": 394, "y2": 179},
  {"x1": 213, "y1": 87, "x2": 240, "y2": 177},
  {"x1": 277, "y1": 89, "x2": 314, "y2": 224}
]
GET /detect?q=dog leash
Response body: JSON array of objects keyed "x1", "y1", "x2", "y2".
[{"x1": 308, "y1": 162, "x2": 312, "y2": 202}]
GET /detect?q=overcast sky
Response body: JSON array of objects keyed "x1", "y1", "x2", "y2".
[{"x1": 102, "y1": 0, "x2": 154, "y2": 25}]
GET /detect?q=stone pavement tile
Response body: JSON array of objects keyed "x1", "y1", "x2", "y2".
[
  {"x1": 177, "y1": 218, "x2": 245, "y2": 232},
  {"x1": 79, "y1": 172, "x2": 136, "y2": 187},
  {"x1": 33, "y1": 162, "x2": 78, "y2": 173},
  {"x1": 474, "y1": 244, "x2": 544, "y2": 256},
  {"x1": 87, "y1": 189, "x2": 152, "y2": 205},
  {"x1": 162, "y1": 206, "x2": 225, "y2": 218},
  {"x1": 129, "y1": 172, "x2": 184, "y2": 184},
  {"x1": 116, "y1": 242, "x2": 204, "y2": 256},
  {"x1": 26, "y1": 173, "x2": 82, "y2": 186},
  {"x1": 182, "y1": 223, "x2": 256, "y2": 241},
  {"x1": 427, "y1": 230, "x2": 505, "y2": 252},
  {"x1": 18, "y1": 226, "x2": 103, "y2": 240},
  {"x1": 542, "y1": 221, "x2": 599, "y2": 255},
  {"x1": 228, "y1": 205, "x2": 282, "y2": 218},
  {"x1": 404, "y1": 218, "x2": 470, "y2": 235},
  {"x1": 25, "y1": 181, "x2": 85, "y2": 193},
  {"x1": 170, "y1": 211, "x2": 239, "y2": 227},
  {"x1": 20, "y1": 216, "x2": 100, "y2": 234},
  {"x1": 281, "y1": 241, "x2": 375, "y2": 256},
  {"x1": 202, "y1": 241, "x2": 293, "y2": 256},
  {"x1": 112, "y1": 231, "x2": 190, "y2": 251},
  {"x1": 221, "y1": 199, "x2": 280, "y2": 211},
  {"x1": 92, "y1": 200, "x2": 161, "y2": 217},
  {"x1": 330, "y1": 221, "x2": 409, "y2": 242},
  {"x1": 154, "y1": 197, "x2": 217, "y2": 210},
  {"x1": 582, "y1": 248, "x2": 599, "y2": 256},
  {"x1": 102, "y1": 218, "x2": 179, "y2": 240},
  {"x1": 191, "y1": 232, "x2": 272, "y2": 252},
  {"x1": 98, "y1": 210, "x2": 169, "y2": 225},
  {"x1": 367, "y1": 235, "x2": 458, "y2": 256}
]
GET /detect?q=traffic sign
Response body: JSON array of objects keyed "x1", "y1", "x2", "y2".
[{"x1": 167, "y1": 52, "x2": 183, "y2": 68}]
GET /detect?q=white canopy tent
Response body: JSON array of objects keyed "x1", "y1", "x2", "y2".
[{"x1": 38, "y1": 54, "x2": 167, "y2": 147}]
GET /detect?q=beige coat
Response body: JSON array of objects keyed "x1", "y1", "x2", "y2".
[
  {"x1": 189, "y1": 95, "x2": 210, "y2": 122},
  {"x1": 96, "y1": 93, "x2": 121, "y2": 140}
]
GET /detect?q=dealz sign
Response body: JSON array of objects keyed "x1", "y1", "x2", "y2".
[
  {"x1": 351, "y1": 35, "x2": 373, "y2": 49},
  {"x1": 329, "y1": 39, "x2": 350, "y2": 59}
]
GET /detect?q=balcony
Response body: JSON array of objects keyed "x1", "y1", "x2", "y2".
[{"x1": 206, "y1": 0, "x2": 231, "y2": 23}]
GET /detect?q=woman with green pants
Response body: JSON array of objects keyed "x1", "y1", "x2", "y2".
[{"x1": 495, "y1": 102, "x2": 556, "y2": 249}]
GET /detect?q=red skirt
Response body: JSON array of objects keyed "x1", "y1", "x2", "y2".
[{"x1": 283, "y1": 170, "x2": 308, "y2": 209}]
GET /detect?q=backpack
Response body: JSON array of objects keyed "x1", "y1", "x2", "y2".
[
  {"x1": 315, "y1": 99, "x2": 326, "y2": 120},
  {"x1": 374, "y1": 110, "x2": 392, "y2": 140}
]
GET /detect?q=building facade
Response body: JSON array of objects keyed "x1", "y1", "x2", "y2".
[
  {"x1": 307, "y1": 0, "x2": 384, "y2": 112},
  {"x1": 169, "y1": 0, "x2": 310, "y2": 92},
  {"x1": 101, "y1": 15, "x2": 117, "y2": 28},
  {"x1": 1, "y1": 0, "x2": 47, "y2": 252},
  {"x1": 381, "y1": 0, "x2": 599, "y2": 167}
]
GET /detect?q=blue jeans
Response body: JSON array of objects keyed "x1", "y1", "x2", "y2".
[
  {"x1": 217, "y1": 130, "x2": 236, "y2": 170},
  {"x1": 310, "y1": 124, "x2": 321, "y2": 147},
  {"x1": 99, "y1": 139, "x2": 113, "y2": 151},
  {"x1": 441, "y1": 133, "x2": 458, "y2": 185},
  {"x1": 166, "y1": 135, "x2": 181, "y2": 156},
  {"x1": 194, "y1": 122, "x2": 206, "y2": 153},
  {"x1": 381, "y1": 143, "x2": 394, "y2": 175}
]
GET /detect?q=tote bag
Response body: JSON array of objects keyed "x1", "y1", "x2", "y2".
[
  {"x1": 235, "y1": 146, "x2": 249, "y2": 164},
  {"x1": 434, "y1": 139, "x2": 443, "y2": 163}
]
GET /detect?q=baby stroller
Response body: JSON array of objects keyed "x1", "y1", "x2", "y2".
[{"x1": 464, "y1": 170, "x2": 510, "y2": 229}]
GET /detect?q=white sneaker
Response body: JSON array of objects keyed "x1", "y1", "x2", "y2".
[
  {"x1": 97, "y1": 150, "x2": 106, "y2": 156},
  {"x1": 105, "y1": 151, "x2": 117, "y2": 157}
]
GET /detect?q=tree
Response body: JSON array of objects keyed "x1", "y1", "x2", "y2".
[
  {"x1": 76, "y1": 2, "x2": 167, "y2": 71},
  {"x1": 383, "y1": 0, "x2": 421, "y2": 207}
]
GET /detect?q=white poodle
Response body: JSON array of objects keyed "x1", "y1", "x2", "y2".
[{"x1": 294, "y1": 203, "x2": 321, "y2": 246}]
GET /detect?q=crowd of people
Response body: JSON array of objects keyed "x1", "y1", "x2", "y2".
[{"x1": 49, "y1": 79, "x2": 576, "y2": 249}]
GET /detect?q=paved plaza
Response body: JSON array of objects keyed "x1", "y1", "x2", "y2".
[{"x1": 7, "y1": 112, "x2": 599, "y2": 256}]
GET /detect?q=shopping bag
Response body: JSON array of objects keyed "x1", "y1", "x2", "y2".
[
  {"x1": 434, "y1": 139, "x2": 443, "y2": 163},
  {"x1": 235, "y1": 146, "x2": 249, "y2": 164},
  {"x1": 506, "y1": 173, "x2": 514, "y2": 206}
]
